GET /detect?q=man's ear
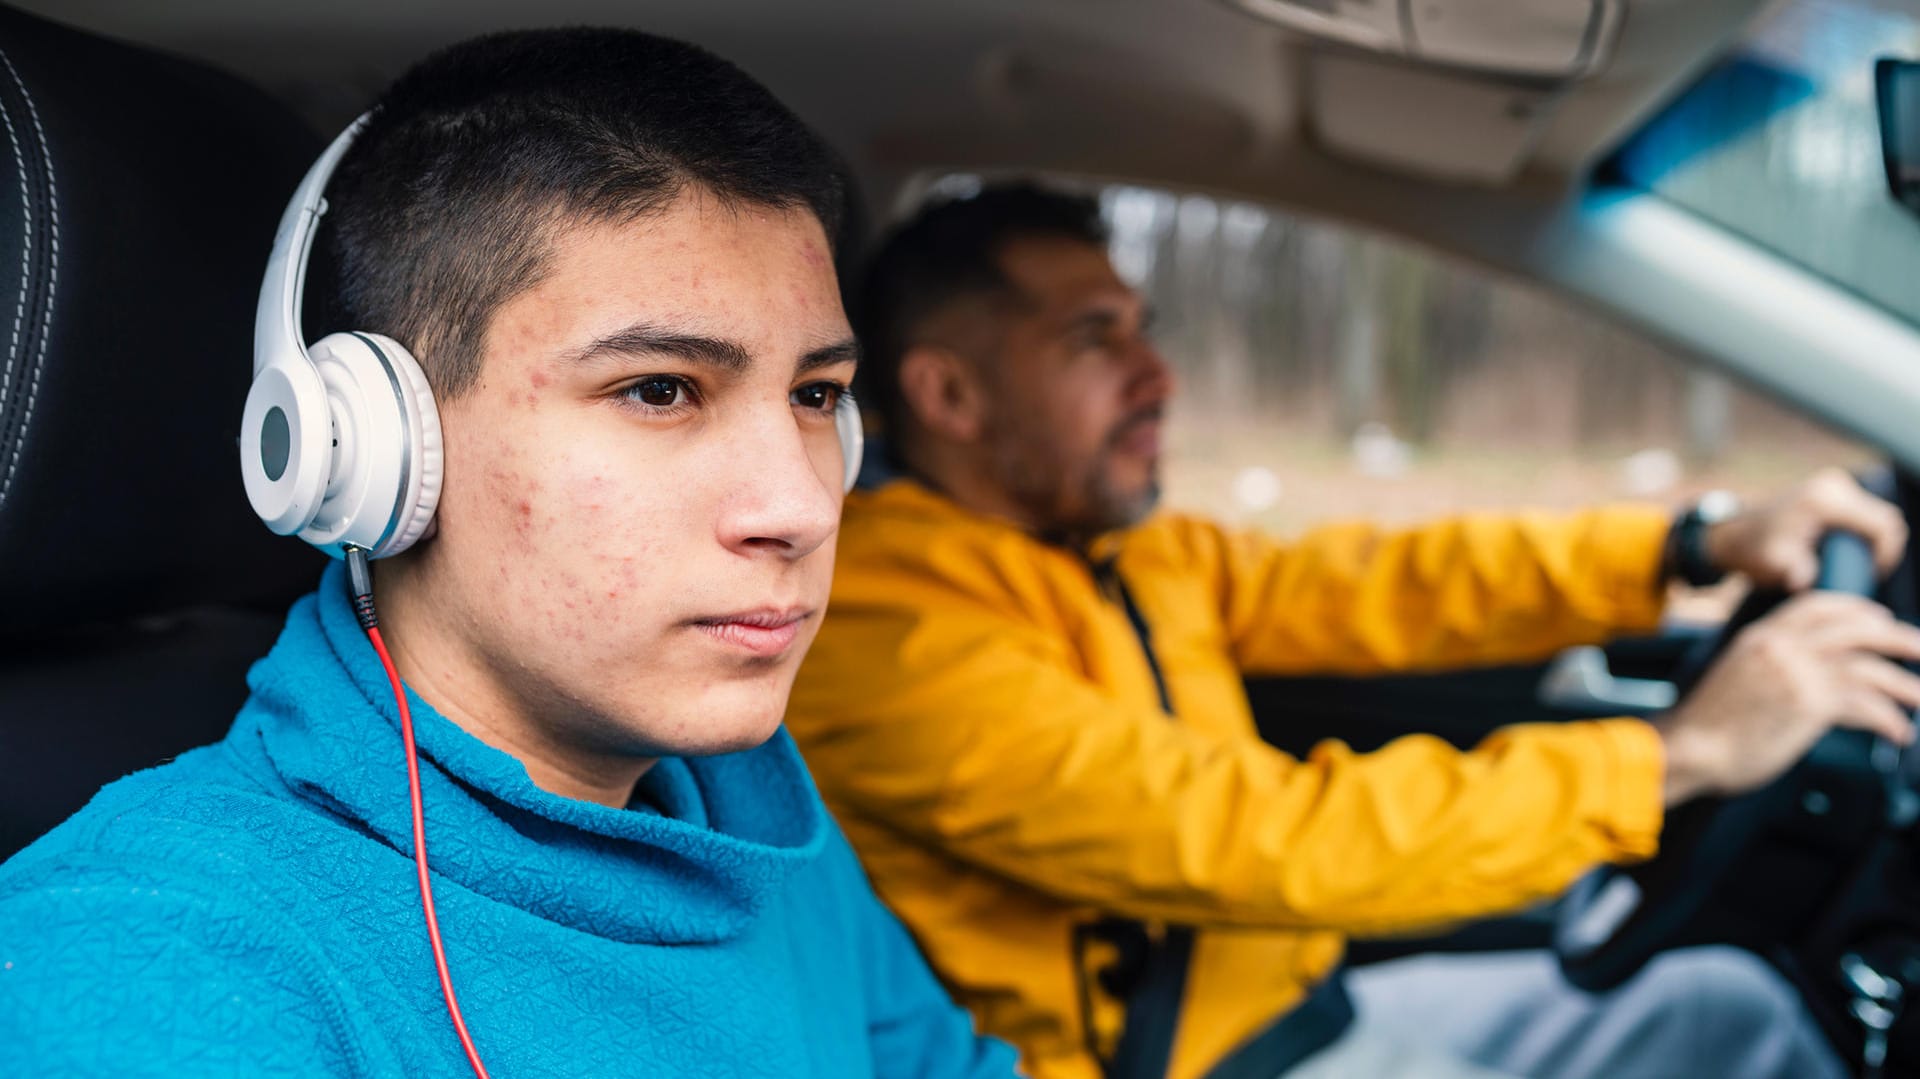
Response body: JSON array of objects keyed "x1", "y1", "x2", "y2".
[{"x1": 898, "y1": 345, "x2": 987, "y2": 443}]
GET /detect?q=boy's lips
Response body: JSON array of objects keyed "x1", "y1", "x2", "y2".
[{"x1": 690, "y1": 608, "x2": 812, "y2": 657}]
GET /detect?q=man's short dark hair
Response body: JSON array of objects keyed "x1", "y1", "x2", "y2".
[
  {"x1": 855, "y1": 182, "x2": 1107, "y2": 448},
  {"x1": 315, "y1": 27, "x2": 848, "y2": 398}
]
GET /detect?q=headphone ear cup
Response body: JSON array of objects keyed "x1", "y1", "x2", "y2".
[
  {"x1": 836, "y1": 392, "x2": 865, "y2": 493},
  {"x1": 240, "y1": 353, "x2": 333, "y2": 535},
  {"x1": 364, "y1": 333, "x2": 444, "y2": 558},
  {"x1": 296, "y1": 332, "x2": 443, "y2": 559}
]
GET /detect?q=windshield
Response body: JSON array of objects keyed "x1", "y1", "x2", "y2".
[{"x1": 1609, "y1": 0, "x2": 1920, "y2": 326}]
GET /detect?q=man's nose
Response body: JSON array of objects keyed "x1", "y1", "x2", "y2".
[{"x1": 1129, "y1": 339, "x2": 1177, "y2": 406}]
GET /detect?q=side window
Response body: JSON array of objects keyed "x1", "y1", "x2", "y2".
[{"x1": 1088, "y1": 183, "x2": 1878, "y2": 618}]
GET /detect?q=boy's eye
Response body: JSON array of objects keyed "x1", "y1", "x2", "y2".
[
  {"x1": 792, "y1": 382, "x2": 846, "y2": 412},
  {"x1": 625, "y1": 376, "x2": 688, "y2": 408}
]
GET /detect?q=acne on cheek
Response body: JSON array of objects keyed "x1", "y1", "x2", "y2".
[
  {"x1": 597, "y1": 554, "x2": 649, "y2": 606},
  {"x1": 544, "y1": 614, "x2": 590, "y2": 645},
  {"x1": 480, "y1": 461, "x2": 543, "y2": 545},
  {"x1": 583, "y1": 537, "x2": 670, "y2": 616},
  {"x1": 536, "y1": 571, "x2": 592, "y2": 643},
  {"x1": 498, "y1": 460, "x2": 676, "y2": 637}
]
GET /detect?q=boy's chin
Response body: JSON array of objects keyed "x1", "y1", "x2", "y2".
[
  {"x1": 647, "y1": 701, "x2": 789, "y2": 759},
  {"x1": 612, "y1": 675, "x2": 795, "y2": 758}
]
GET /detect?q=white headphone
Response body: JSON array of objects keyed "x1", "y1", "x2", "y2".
[{"x1": 241, "y1": 115, "x2": 865, "y2": 561}]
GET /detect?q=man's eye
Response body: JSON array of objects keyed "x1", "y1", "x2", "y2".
[
  {"x1": 791, "y1": 382, "x2": 846, "y2": 413},
  {"x1": 623, "y1": 376, "x2": 690, "y2": 408}
]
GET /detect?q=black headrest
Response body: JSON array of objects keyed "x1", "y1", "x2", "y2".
[{"x1": 0, "y1": 5, "x2": 327, "y2": 633}]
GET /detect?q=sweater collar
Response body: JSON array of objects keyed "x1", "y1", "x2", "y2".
[{"x1": 237, "y1": 562, "x2": 829, "y2": 945}]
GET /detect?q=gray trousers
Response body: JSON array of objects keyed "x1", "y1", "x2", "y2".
[{"x1": 1284, "y1": 947, "x2": 1849, "y2": 1079}]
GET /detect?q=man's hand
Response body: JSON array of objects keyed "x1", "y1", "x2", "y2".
[
  {"x1": 1657, "y1": 593, "x2": 1920, "y2": 805},
  {"x1": 1704, "y1": 469, "x2": 1907, "y2": 591}
]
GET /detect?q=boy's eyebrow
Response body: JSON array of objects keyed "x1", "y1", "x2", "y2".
[
  {"x1": 569, "y1": 323, "x2": 753, "y2": 371},
  {"x1": 799, "y1": 338, "x2": 861, "y2": 373},
  {"x1": 567, "y1": 323, "x2": 860, "y2": 374}
]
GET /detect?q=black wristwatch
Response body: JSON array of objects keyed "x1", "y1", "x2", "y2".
[{"x1": 1665, "y1": 490, "x2": 1741, "y2": 588}]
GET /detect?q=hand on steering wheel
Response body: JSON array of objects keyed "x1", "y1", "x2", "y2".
[
  {"x1": 1558, "y1": 531, "x2": 1920, "y2": 992},
  {"x1": 1656, "y1": 585, "x2": 1920, "y2": 805}
]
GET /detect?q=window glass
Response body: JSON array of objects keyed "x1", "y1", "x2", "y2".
[{"x1": 1611, "y1": 0, "x2": 1920, "y2": 326}]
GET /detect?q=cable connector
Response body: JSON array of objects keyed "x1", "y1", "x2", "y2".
[{"x1": 344, "y1": 545, "x2": 378, "y2": 630}]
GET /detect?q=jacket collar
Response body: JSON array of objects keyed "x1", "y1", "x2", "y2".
[{"x1": 857, "y1": 477, "x2": 1132, "y2": 564}]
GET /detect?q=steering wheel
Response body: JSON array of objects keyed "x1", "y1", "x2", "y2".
[{"x1": 1557, "y1": 529, "x2": 1914, "y2": 992}]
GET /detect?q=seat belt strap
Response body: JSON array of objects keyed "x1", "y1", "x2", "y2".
[{"x1": 1202, "y1": 972, "x2": 1355, "y2": 1079}]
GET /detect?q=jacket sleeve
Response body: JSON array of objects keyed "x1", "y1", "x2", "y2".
[
  {"x1": 1160, "y1": 505, "x2": 1674, "y2": 676},
  {"x1": 801, "y1": 582, "x2": 1666, "y2": 938},
  {"x1": 831, "y1": 831, "x2": 1024, "y2": 1078}
]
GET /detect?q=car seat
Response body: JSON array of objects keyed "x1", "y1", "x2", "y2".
[{"x1": 0, "y1": 4, "x2": 325, "y2": 857}]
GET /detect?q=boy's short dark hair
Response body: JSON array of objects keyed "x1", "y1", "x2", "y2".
[
  {"x1": 853, "y1": 182, "x2": 1107, "y2": 449},
  {"x1": 316, "y1": 27, "x2": 848, "y2": 398}
]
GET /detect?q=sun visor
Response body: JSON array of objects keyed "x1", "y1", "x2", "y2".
[{"x1": 1306, "y1": 52, "x2": 1555, "y2": 184}]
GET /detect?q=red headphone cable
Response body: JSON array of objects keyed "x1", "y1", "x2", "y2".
[{"x1": 346, "y1": 547, "x2": 493, "y2": 1079}]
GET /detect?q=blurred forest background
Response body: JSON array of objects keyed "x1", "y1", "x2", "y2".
[{"x1": 1082, "y1": 183, "x2": 1871, "y2": 534}]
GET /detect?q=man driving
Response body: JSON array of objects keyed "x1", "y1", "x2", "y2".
[{"x1": 786, "y1": 183, "x2": 1917, "y2": 1078}]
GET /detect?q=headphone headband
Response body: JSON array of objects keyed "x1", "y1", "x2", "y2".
[{"x1": 254, "y1": 114, "x2": 369, "y2": 378}]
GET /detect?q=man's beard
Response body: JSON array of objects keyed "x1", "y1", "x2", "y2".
[{"x1": 988, "y1": 406, "x2": 1162, "y2": 546}]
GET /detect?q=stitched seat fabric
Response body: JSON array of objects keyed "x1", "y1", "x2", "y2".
[{"x1": 0, "y1": 4, "x2": 325, "y2": 856}]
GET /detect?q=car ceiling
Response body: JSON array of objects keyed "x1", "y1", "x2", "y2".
[
  {"x1": 29, "y1": 0, "x2": 1920, "y2": 472},
  {"x1": 21, "y1": 0, "x2": 1771, "y2": 213}
]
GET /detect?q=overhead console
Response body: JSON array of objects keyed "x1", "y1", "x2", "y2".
[{"x1": 1217, "y1": 0, "x2": 1621, "y2": 81}]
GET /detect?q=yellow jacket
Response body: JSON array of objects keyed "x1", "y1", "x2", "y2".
[{"x1": 787, "y1": 480, "x2": 1672, "y2": 1079}]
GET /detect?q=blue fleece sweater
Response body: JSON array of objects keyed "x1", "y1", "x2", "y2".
[{"x1": 0, "y1": 565, "x2": 1018, "y2": 1078}]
